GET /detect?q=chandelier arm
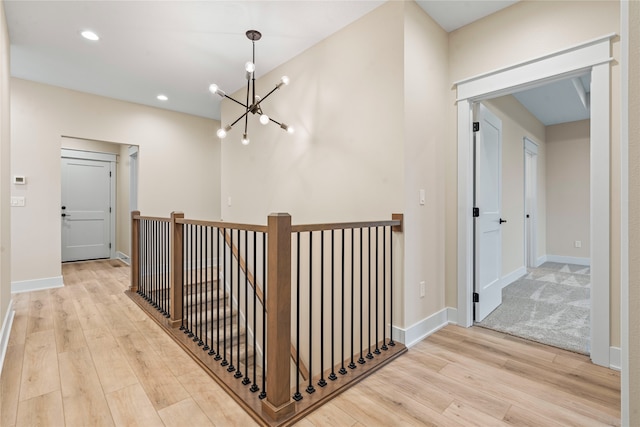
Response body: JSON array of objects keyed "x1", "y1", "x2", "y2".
[
  {"x1": 244, "y1": 78, "x2": 251, "y2": 135},
  {"x1": 267, "y1": 117, "x2": 282, "y2": 126},
  {"x1": 255, "y1": 86, "x2": 280, "y2": 107},
  {"x1": 229, "y1": 110, "x2": 251, "y2": 128},
  {"x1": 223, "y1": 94, "x2": 248, "y2": 109}
]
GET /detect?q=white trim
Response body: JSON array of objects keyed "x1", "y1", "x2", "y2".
[
  {"x1": 619, "y1": 1, "x2": 630, "y2": 423},
  {"x1": 116, "y1": 251, "x2": 131, "y2": 265},
  {"x1": 11, "y1": 276, "x2": 64, "y2": 293},
  {"x1": 536, "y1": 255, "x2": 548, "y2": 267},
  {"x1": 0, "y1": 300, "x2": 15, "y2": 377},
  {"x1": 609, "y1": 346, "x2": 621, "y2": 371},
  {"x1": 61, "y1": 148, "x2": 117, "y2": 163},
  {"x1": 456, "y1": 35, "x2": 612, "y2": 368},
  {"x1": 501, "y1": 266, "x2": 527, "y2": 290},
  {"x1": 454, "y1": 33, "x2": 615, "y2": 100},
  {"x1": 392, "y1": 307, "x2": 450, "y2": 348},
  {"x1": 544, "y1": 255, "x2": 591, "y2": 266}
]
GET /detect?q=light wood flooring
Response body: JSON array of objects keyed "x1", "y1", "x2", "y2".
[{"x1": 1, "y1": 260, "x2": 620, "y2": 426}]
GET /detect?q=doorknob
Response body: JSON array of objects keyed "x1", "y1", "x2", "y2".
[
  {"x1": 499, "y1": 218, "x2": 507, "y2": 224},
  {"x1": 61, "y1": 206, "x2": 66, "y2": 210},
  {"x1": 61, "y1": 213, "x2": 70, "y2": 217}
]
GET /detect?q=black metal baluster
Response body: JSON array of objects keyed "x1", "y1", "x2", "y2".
[
  {"x1": 382, "y1": 227, "x2": 388, "y2": 351},
  {"x1": 374, "y1": 226, "x2": 380, "y2": 355},
  {"x1": 328, "y1": 230, "x2": 337, "y2": 381},
  {"x1": 221, "y1": 228, "x2": 229, "y2": 367},
  {"x1": 318, "y1": 231, "x2": 327, "y2": 387},
  {"x1": 180, "y1": 223, "x2": 186, "y2": 332},
  {"x1": 366, "y1": 227, "x2": 373, "y2": 360},
  {"x1": 293, "y1": 232, "x2": 302, "y2": 401},
  {"x1": 196, "y1": 225, "x2": 203, "y2": 344},
  {"x1": 339, "y1": 229, "x2": 347, "y2": 376},
  {"x1": 389, "y1": 225, "x2": 395, "y2": 347},
  {"x1": 243, "y1": 230, "x2": 251, "y2": 385},
  {"x1": 306, "y1": 232, "x2": 316, "y2": 394},
  {"x1": 349, "y1": 228, "x2": 356, "y2": 370},
  {"x1": 250, "y1": 231, "x2": 259, "y2": 392},
  {"x1": 204, "y1": 227, "x2": 211, "y2": 352},
  {"x1": 358, "y1": 228, "x2": 365, "y2": 365},
  {"x1": 188, "y1": 225, "x2": 195, "y2": 338},
  {"x1": 214, "y1": 228, "x2": 222, "y2": 360},
  {"x1": 234, "y1": 230, "x2": 242, "y2": 379},
  {"x1": 259, "y1": 233, "x2": 267, "y2": 399},
  {"x1": 228, "y1": 229, "x2": 236, "y2": 373},
  {"x1": 210, "y1": 227, "x2": 217, "y2": 356},
  {"x1": 165, "y1": 222, "x2": 170, "y2": 317},
  {"x1": 152, "y1": 221, "x2": 158, "y2": 309}
]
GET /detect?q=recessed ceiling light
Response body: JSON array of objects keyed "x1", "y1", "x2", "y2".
[
  {"x1": 157, "y1": 94, "x2": 168, "y2": 101},
  {"x1": 81, "y1": 30, "x2": 99, "y2": 41}
]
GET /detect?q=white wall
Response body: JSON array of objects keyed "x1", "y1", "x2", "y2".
[
  {"x1": 10, "y1": 79, "x2": 220, "y2": 283},
  {"x1": 0, "y1": 0, "x2": 11, "y2": 324},
  {"x1": 546, "y1": 120, "x2": 590, "y2": 260}
]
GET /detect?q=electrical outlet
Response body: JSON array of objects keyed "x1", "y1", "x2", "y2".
[
  {"x1": 575, "y1": 240, "x2": 582, "y2": 248},
  {"x1": 420, "y1": 281, "x2": 426, "y2": 298}
]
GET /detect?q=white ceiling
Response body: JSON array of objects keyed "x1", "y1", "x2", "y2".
[{"x1": 4, "y1": 0, "x2": 588, "y2": 125}]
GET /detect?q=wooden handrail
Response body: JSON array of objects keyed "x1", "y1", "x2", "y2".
[
  {"x1": 178, "y1": 218, "x2": 268, "y2": 233},
  {"x1": 291, "y1": 219, "x2": 401, "y2": 233},
  {"x1": 133, "y1": 214, "x2": 171, "y2": 222}
]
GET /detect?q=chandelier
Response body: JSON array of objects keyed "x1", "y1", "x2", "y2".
[{"x1": 209, "y1": 30, "x2": 294, "y2": 145}]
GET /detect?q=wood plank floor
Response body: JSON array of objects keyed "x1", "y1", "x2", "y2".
[{"x1": 1, "y1": 260, "x2": 620, "y2": 426}]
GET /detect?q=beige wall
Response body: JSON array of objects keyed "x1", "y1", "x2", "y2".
[
  {"x1": 220, "y1": 1, "x2": 449, "y2": 329},
  {"x1": 546, "y1": 120, "x2": 590, "y2": 259},
  {"x1": 483, "y1": 96, "x2": 546, "y2": 276},
  {"x1": 11, "y1": 79, "x2": 220, "y2": 282},
  {"x1": 627, "y1": 0, "x2": 639, "y2": 422},
  {"x1": 446, "y1": 0, "x2": 620, "y2": 345},
  {"x1": 1, "y1": 0, "x2": 11, "y2": 324}
]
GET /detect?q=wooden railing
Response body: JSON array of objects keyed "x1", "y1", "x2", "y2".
[{"x1": 127, "y1": 211, "x2": 406, "y2": 426}]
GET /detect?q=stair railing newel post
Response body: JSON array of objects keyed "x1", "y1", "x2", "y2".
[
  {"x1": 131, "y1": 211, "x2": 141, "y2": 293},
  {"x1": 261, "y1": 213, "x2": 296, "y2": 420},
  {"x1": 390, "y1": 213, "x2": 403, "y2": 347},
  {"x1": 170, "y1": 211, "x2": 185, "y2": 328}
]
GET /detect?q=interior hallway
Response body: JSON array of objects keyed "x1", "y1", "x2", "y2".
[{"x1": 0, "y1": 260, "x2": 620, "y2": 426}]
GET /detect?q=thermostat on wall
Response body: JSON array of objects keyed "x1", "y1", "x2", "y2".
[{"x1": 13, "y1": 176, "x2": 26, "y2": 185}]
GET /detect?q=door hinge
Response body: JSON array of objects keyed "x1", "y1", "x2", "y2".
[
  {"x1": 473, "y1": 122, "x2": 480, "y2": 132},
  {"x1": 109, "y1": 207, "x2": 112, "y2": 213},
  {"x1": 473, "y1": 292, "x2": 479, "y2": 302},
  {"x1": 109, "y1": 243, "x2": 112, "y2": 249},
  {"x1": 109, "y1": 171, "x2": 112, "y2": 177},
  {"x1": 473, "y1": 207, "x2": 480, "y2": 217}
]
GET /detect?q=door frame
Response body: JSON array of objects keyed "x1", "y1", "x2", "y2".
[
  {"x1": 61, "y1": 149, "x2": 117, "y2": 260},
  {"x1": 455, "y1": 34, "x2": 613, "y2": 367},
  {"x1": 523, "y1": 138, "x2": 538, "y2": 268}
]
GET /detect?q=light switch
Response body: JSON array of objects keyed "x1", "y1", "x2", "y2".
[
  {"x1": 11, "y1": 196, "x2": 25, "y2": 207},
  {"x1": 419, "y1": 189, "x2": 425, "y2": 205}
]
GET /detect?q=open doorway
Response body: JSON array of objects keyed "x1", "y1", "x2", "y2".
[
  {"x1": 60, "y1": 137, "x2": 139, "y2": 264},
  {"x1": 456, "y1": 35, "x2": 612, "y2": 367}
]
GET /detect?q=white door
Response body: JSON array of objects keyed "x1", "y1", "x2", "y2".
[
  {"x1": 524, "y1": 138, "x2": 538, "y2": 268},
  {"x1": 61, "y1": 157, "x2": 113, "y2": 262},
  {"x1": 474, "y1": 104, "x2": 503, "y2": 321}
]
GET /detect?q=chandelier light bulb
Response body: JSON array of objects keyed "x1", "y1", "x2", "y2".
[
  {"x1": 209, "y1": 84, "x2": 225, "y2": 97},
  {"x1": 241, "y1": 134, "x2": 250, "y2": 145},
  {"x1": 287, "y1": 126, "x2": 295, "y2": 134},
  {"x1": 216, "y1": 128, "x2": 227, "y2": 139},
  {"x1": 259, "y1": 114, "x2": 269, "y2": 125},
  {"x1": 245, "y1": 62, "x2": 255, "y2": 73},
  {"x1": 281, "y1": 76, "x2": 290, "y2": 86}
]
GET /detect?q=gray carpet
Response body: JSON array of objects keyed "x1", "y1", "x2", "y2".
[{"x1": 477, "y1": 262, "x2": 590, "y2": 354}]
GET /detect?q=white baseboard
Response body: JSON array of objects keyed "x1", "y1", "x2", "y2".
[
  {"x1": 0, "y1": 299, "x2": 15, "y2": 377},
  {"x1": 501, "y1": 266, "x2": 527, "y2": 289},
  {"x1": 11, "y1": 276, "x2": 64, "y2": 293},
  {"x1": 536, "y1": 255, "x2": 548, "y2": 267},
  {"x1": 392, "y1": 307, "x2": 451, "y2": 348},
  {"x1": 116, "y1": 251, "x2": 130, "y2": 265},
  {"x1": 609, "y1": 346, "x2": 621, "y2": 371},
  {"x1": 544, "y1": 255, "x2": 590, "y2": 266}
]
